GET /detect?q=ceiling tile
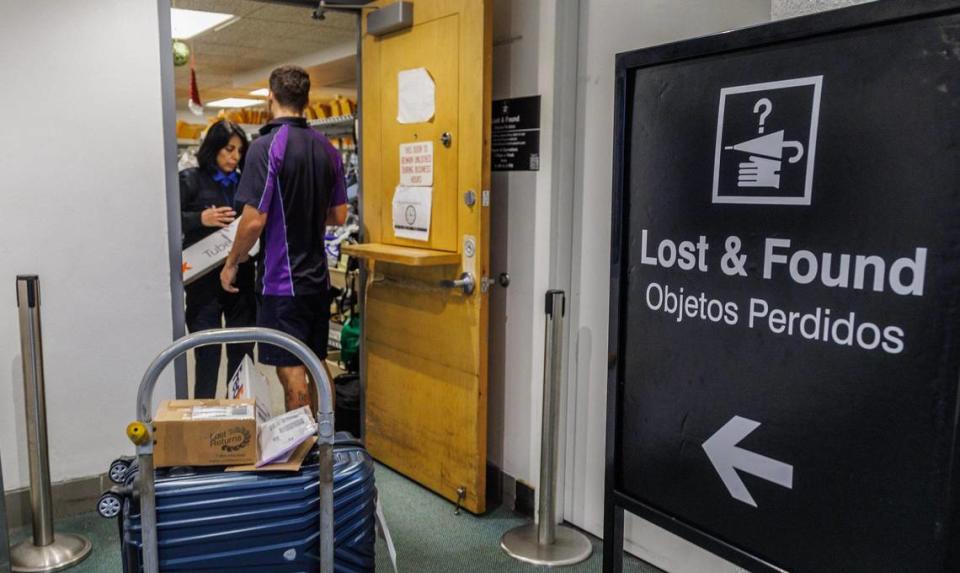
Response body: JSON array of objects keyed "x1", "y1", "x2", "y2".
[
  {"x1": 171, "y1": 0, "x2": 263, "y2": 17},
  {"x1": 250, "y1": 4, "x2": 356, "y2": 30}
]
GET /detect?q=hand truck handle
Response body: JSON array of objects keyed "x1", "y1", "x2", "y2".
[{"x1": 133, "y1": 327, "x2": 336, "y2": 573}]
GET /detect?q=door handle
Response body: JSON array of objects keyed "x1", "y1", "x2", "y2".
[{"x1": 440, "y1": 272, "x2": 475, "y2": 295}]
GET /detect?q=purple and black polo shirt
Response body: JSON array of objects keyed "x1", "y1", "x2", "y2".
[{"x1": 236, "y1": 117, "x2": 347, "y2": 297}]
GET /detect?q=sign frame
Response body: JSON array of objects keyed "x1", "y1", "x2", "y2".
[{"x1": 603, "y1": 2, "x2": 960, "y2": 572}]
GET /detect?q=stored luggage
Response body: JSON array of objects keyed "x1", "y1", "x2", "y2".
[{"x1": 102, "y1": 435, "x2": 375, "y2": 573}]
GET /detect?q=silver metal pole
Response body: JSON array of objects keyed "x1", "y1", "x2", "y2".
[
  {"x1": 537, "y1": 290, "x2": 565, "y2": 545},
  {"x1": 18, "y1": 277, "x2": 53, "y2": 548},
  {"x1": 1, "y1": 448, "x2": 11, "y2": 573},
  {"x1": 10, "y1": 276, "x2": 91, "y2": 572},
  {"x1": 500, "y1": 290, "x2": 592, "y2": 566},
  {"x1": 131, "y1": 327, "x2": 335, "y2": 573}
]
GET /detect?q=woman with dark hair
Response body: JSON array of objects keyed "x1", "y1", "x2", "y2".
[{"x1": 180, "y1": 120, "x2": 256, "y2": 398}]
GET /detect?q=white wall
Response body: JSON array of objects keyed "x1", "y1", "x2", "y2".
[
  {"x1": 564, "y1": 1, "x2": 771, "y2": 571},
  {"x1": 488, "y1": 0, "x2": 556, "y2": 486},
  {"x1": 488, "y1": 0, "x2": 582, "y2": 502},
  {"x1": 0, "y1": 1, "x2": 175, "y2": 490}
]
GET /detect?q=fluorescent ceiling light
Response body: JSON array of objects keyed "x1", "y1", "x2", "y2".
[
  {"x1": 249, "y1": 88, "x2": 270, "y2": 97},
  {"x1": 170, "y1": 8, "x2": 234, "y2": 40},
  {"x1": 206, "y1": 98, "x2": 265, "y2": 109}
]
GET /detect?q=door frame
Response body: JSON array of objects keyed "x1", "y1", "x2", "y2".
[
  {"x1": 157, "y1": 0, "x2": 188, "y2": 397},
  {"x1": 547, "y1": 0, "x2": 582, "y2": 526},
  {"x1": 158, "y1": 1, "x2": 366, "y2": 398}
]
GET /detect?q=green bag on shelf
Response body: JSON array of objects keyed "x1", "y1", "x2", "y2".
[{"x1": 340, "y1": 314, "x2": 360, "y2": 373}]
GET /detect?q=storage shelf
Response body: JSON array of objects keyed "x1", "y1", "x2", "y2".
[
  {"x1": 309, "y1": 115, "x2": 355, "y2": 128},
  {"x1": 310, "y1": 115, "x2": 356, "y2": 137},
  {"x1": 241, "y1": 115, "x2": 356, "y2": 140},
  {"x1": 342, "y1": 243, "x2": 460, "y2": 266}
]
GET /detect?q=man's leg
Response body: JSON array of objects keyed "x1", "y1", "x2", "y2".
[
  {"x1": 277, "y1": 365, "x2": 313, "y2": 413},
  {"x1": 259, "y1": 295, "x2": 312, "y2": 412},
  {"x1": 259, "y1": 294, "x2": 333, "y2": 415}
]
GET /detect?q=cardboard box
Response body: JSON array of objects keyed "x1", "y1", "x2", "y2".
[
  {"x1": 182, "y1": 218, "x2": 259, "y2": 285},
  {"x1": 153, "y1": 399, "x2": 258, "y2": 467}
]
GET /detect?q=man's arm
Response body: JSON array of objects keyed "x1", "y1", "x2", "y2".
[
  {"x1": 326, "y1": 204, "x2": 348, "y2": 226},
  {"x1": 221, "y1": 205, "x2": 266, "y2": 293},
  {"x1": 321, "y1": 138, "x2": 349, "y2": 227}
]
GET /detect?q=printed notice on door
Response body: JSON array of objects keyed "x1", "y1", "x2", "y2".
[
  {"x1": 392, "y1": 186, "x2": 433, "y2": 242},
  {"x1": 399, "y1": 141, "x2": 434, "y2": 187}
]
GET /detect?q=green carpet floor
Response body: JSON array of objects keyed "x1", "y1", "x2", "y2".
[{"x1": 9, "y1": 463, "x2": 660, "y2": 572}]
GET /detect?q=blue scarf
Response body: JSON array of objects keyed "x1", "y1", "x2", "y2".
[{"x1": 213, "y1": 170, "x2": 239, "y2": 187}]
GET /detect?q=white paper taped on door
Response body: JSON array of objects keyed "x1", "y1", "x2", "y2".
[
  {"x1": 399, "y1": 141, "x2": 434, "y2": 187},
  {"x1": 392, "y1": 186, "x2": 433, "y2": 242},
  {"x1": 397, "y1": 68, "x2": 435, "y2": 124}
]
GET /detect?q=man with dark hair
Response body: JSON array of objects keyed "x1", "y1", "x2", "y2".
[{"x1": 221, "y1": 65, "x2": 347, "y2": 414}]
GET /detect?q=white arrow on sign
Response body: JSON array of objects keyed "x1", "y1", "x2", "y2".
[{"x1": 702, "y1": 416, "x2": 794, "y2": 507}]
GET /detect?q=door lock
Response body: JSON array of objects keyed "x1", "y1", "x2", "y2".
[
  {"x1": 441, "y1": 132, "x2": 453, "y2": 148},
  {"x1": 480, "y1": 273, "x2": 509, "y2": 293},
  {"x1": 440, "y1": 272, "x2": 475, "y2": 295}
]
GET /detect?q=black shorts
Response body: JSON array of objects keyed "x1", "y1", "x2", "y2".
[{"x1": 257, "y1": 293, "x2": 330, "y2": 366}]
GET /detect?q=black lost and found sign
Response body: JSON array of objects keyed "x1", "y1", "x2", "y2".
[
  {"x1": 492, "y1": 96, "x2": 540, "y2": 171},
  {"x1": 604, "y1": 2, "x2": 960, "y2": 573}
]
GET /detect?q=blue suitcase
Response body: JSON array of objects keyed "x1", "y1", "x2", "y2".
[{"x1": 102, "y1": 435, "x2": 375, "y2": 573}]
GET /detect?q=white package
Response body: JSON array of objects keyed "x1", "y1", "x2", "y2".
[
  {"x1": 182, "y1": 217, "x2": 259, "y2": 285},
  {"x1": 228, "y1": 355, "x2": 274, "y2": 424},
  {"x1": 257, "y1": 406, "x2": 318, "y2": 467}
]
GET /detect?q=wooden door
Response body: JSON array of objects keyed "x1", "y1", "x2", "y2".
[{"x1": 348, "y1": 0, "x2": 492, "y2": 514}]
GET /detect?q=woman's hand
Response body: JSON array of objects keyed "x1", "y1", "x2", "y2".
[{"x1": 201, "y1": 206, "x2": 236, "y2": 228}]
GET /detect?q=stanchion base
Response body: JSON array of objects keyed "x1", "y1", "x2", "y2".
[
  {"x1": 10, "y1": 533, "x2": 92, "y2": 573},
  {"x1": 501, "y1": 523, "x2": 593, "y2": 567}
]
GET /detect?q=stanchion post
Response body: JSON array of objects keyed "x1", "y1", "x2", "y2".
[
  {"x1": 500, "y1": 290, "x2": 593, "y2": 566},
  {"x1": 10, "y1": 276, "x2": 91, "y2": 572},
  {"x1": 537, "y1": 290, "x2": 565, "y2": 546}
]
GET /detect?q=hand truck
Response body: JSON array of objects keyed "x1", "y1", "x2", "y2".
[{"x1": 124, "y1": 327, "x2": 336, "y2": 573}]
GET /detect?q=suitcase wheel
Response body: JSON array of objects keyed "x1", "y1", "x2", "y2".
[
  {"x1": 97, "y1": 492, "x2": 123, "y2": 519},
  {"x1": 108, "y1": 458, "x2": 132, "y2": 484}
]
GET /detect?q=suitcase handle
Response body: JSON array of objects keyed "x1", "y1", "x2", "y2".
[{"x1": 132, "y1": 327, "x2": 336, "y2": 573}]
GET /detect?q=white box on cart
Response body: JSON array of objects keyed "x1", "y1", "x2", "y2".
[
  {"x1": 182, "y1": 218, "x2": 259, "y2": 285},
  {"x1": 228, "y1": 355, "x2": 274, "y2": 424}
]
